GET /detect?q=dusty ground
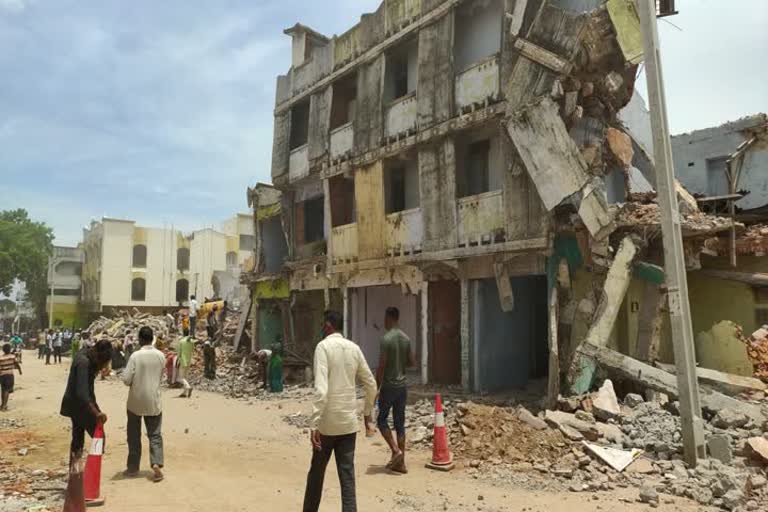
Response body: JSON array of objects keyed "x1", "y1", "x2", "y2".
[{"x1": 1, "y1": 350, "x2": 709, "y2": 511}]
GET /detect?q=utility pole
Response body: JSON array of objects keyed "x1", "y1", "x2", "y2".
[
  {"x1": 638, "y1": 0, "x2": 706, "y2": 466},
  {"x1": 49, "y1": 256, "x2": 56, "y2": 330}
]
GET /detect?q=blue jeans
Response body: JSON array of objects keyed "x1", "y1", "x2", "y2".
[{"x1": 377, "y1": 385, "x2": 407, "y2": 436}]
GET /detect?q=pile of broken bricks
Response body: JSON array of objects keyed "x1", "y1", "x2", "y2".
[{"x1": 404, "y1": 379, "x2": 767, "y2": 510}]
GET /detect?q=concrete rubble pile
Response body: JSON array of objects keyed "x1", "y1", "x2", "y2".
[
  {"x1": 0, "y1": 418, "x2": 65, "y2": 512},
  {"x1": 187, "y1": 344, "x2": 312, "y2": 401},
  {"x1": 403, "y1": 381, "x2": 767, "y2": 510},
  {"x1": 86, "y1": 308, "x2": 177, "y2": 343}
]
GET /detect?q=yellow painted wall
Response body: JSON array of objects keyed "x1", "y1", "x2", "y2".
[{"x1": 355, "y1": 161, "x2": 387, "y2": 260}]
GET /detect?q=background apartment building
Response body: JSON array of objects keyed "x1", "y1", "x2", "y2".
[
  {"x1": 78, "y1": 215, "x2": 254, "y2": 318},
  {"x1": 46, "y1": 245, "x2": 85, "y2": 329}
]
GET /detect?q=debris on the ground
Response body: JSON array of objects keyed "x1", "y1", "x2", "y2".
[
  {"x1": 0, "y1": 418, "x2": 65, "y2": 511},
  {"x1": 582, "y1": 442, "x2": 642, "y2": 472},
  {"x1": 746, "y1": 325, "x2": 768, "y2": 381}
]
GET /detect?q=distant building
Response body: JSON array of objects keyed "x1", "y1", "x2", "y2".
[
  {"x1": 80, "y1": 215, "x2": 254, "y2": 317},
  {"x1": 673, "y1": 114, "x2": 768, "y2": 218},
  {"x1": 47, "y1": 245, "x2": 84, "y2": 329}
]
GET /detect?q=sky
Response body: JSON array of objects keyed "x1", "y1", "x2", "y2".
[{"x1": 0, "y1": 0, "x2": 766, "y2": 247}]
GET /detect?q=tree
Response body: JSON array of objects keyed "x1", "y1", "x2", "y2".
[{"x1": 0, "y1": 209, "x2": 54, "y2": 323}]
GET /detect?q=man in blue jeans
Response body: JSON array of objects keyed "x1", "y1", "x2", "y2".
[{"x1": 376, "y1": 307, "x2": 415, "y2": 474}]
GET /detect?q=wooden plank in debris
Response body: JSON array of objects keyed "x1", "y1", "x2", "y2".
[
  {"x1": 606, "y1": 0, "x2": 644, "y2": 65},
  {"x1": 494, "y1": 263, "x2": 515, "y2": 312},
  {"x1": 577, "y1": 342, "x2": 766, "y2": 424},
  {"x1": 655, "y1": 362, "x2": 767, "y2": 395},
  {"x1": 233, "y1": 297, "x2": 252, "y2": 352}
]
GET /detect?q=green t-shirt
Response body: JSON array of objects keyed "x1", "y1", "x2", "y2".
[
  {"x1": 178, "y1": 336, "x2": 195, "y2": 368},
  {"x1": 380, "y1": 328, "x2": 411, "y2": 388}
]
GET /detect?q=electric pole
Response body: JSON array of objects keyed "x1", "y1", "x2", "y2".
[{"x1": 638, "y1": 0, "x2": 706, "y2": 466}]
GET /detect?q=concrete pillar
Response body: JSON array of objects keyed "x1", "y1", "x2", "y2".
[
  {"x1": 420, "y1": 282, "x2": 429, "y2": 385},
  {"x1": 250, "y1": 298, "x2": 259, "y2": 353},
  {"x1": 460, "y1": 278, "x2": 471, "y2": 391},
  {"x1": 342, "y1": 286, "x2": 349, "y2": 338}
]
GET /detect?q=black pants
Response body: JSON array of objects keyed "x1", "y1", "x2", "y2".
[
  {"x1": 45, "y1": 347, "x2": 51, "y2": 364},
  {"x1": 303, "y1": 433, "x2": 357, "y2": 512},
  {"x1": 38, "y1": 345, "x2": 45, "y2": 359},
  {"x1": 54, "y1": 346, "x2": 62, "y2": 363},
  {"x1": 190, "y1": 317, "x2": 197, "y2": 336},
  {"x1": 70, "y1": 418, "x2": 98, "y2": 455}
]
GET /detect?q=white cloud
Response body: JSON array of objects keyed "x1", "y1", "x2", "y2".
[{"x1": 0, "y1": 0, "x2": 33, "y2": 13}]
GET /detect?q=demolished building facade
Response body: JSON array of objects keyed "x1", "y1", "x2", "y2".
[{"x1": 245, "y1": 0, "x2": 759, "y2": 402}]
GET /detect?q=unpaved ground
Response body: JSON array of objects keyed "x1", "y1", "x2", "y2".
[{"x1": 1, "y1": 350, "x2": 708, "y2": 511}]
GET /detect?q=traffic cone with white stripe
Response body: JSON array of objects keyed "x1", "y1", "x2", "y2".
[
  {"x1": 83, "y1": 422, "x2": 106, "y2": 507},
  {"x1": 426, "y1": 393, "x2": 455, "y2": 471}
]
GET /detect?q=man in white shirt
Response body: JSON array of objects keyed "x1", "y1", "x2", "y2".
[
  {"x1": 188, "y1": 295, "x2": 198, "y2": 337},
  {"x1": 121, "y1": 326, "x2": 166, "y2": 482},
  {"x1": 303, "y1": 310, "x2": 377, "y2": 512}
]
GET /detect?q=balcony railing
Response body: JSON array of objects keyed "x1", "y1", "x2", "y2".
[
  {"x1": 455, "y1": 55, "x2": 500, "y2": 111},
  {"x1": 385, "y1": 93, "x2": 417, "y2": 138},
  {"x1": 330, "y1": 123, "x2": 354, "y2": 160},
  {"x1": 457, "y1": 190, "x2": 505, "y2": 247},
  {"x1": 385, "y1": 208, "x2": 423, "y2": 257},
  {"x1": 330, "y1": 223, "x2": 358, "y2": 265},
  {"x1": 289, "y1": 144, "x2": 310, "y2": 183}
]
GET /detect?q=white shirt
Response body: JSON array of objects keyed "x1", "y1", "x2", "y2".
[
  {"x1": 311, "y1": 333, "x2": 377, "y2": 436},
  {"x1": 122, "y1": 345, "x2": 166, "y2": 416},
  {"x1": 189, "y1": 299, "x2": 198, "y2": 318}
]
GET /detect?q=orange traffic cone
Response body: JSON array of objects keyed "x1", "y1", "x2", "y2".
[
  {"x1": 425, "y1": 393, "x2": 455, "y2": 471},
  {"x1": 83, "y1": 422, "x2": 106, "y2": 507}
]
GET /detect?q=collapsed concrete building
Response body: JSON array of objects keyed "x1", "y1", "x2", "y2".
[{"x1": 244, "y1": 0, "x2": 755, "y2": 401}]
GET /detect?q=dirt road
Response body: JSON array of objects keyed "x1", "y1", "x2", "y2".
[{"x1": 1, "y1": 351, "x2": 706, "y2": 511}]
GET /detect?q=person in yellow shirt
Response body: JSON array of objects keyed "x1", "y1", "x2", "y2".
[{"x1": 177, "y1": 330, "x2": 195, "y2": 398}]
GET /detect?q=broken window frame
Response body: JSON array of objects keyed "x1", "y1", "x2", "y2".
[
  {"x1": 131, "y1": 278, "x2": 146, "y2": 302},
  {"x1": 329, "y1": 175, "x2": 356, "y2": 228},
  {"x1": 177, "y1": 247, "x2": 190, "y2": 272},
  {"x1": 175, "y1": 279, "x2": 189, "y2": 304},
  {"x1": 384, "y1": 38, "x2": 418, "y2": 104},
  {"x1": 452, "y1": 0, "x2": 503, "y2": 73},
  {"x1": 303, "y1": 196, "x2": 326, "y2": 244},
  {"x1": 330, "y1": 73, "x2": 358, "y2": 131},
  {"x1": 289, "y1": 99, "x2": 311, "y2": 150},
  {"x1": 384, "y1": 154, "x2": 420, "y2": 215},
  {"x1": 132, "y1": 245, "x2": 147, "y2": 269}
]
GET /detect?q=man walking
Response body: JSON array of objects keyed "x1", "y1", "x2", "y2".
[
  {"x1": 10, "y1": 334, "x2": 23, "y2": 362},
  {"x1": 53, "y1": 330, "x2": 64, "y2": 364},
  {"x1": 188, "y1": 295, "x2": 198, "y2": 337},
  {"x1": 375, "y1": 307, "x2": 414, "y2": 473},
  {"x1": 177, "y1": 329, "x2": 194, "y2": 398},
  {"x1": 60, "y1": 340, "x2": 113, "y2": 457},
  {"x1": 37, "y1": 330, "x2": 46, "y2": 360},
  {"x1": 1, "y1": 343, "x2": 22, "y2": 411},
  {"x1": 122, "y1": 326, "x2": 166, "y2": 482},
  {"x1": 45, "y1": 329, "x2": 54, "y2": 365},
  {"x1": 303, "y1": 311, "x2": 377, "y2": 512}
]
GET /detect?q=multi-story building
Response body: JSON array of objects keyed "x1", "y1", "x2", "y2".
[
  {"x1": 81, "y1": 215, "x2": 254, "y2": 316},
  {"x1": 248, "y1": 0, "x2": 709, "y2": 399},
  {"x1": 47, "y1": 245, "x2": 84, "y2": 328}
]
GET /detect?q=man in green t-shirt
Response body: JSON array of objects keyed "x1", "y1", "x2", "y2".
[
  {"x1": 375, "y1": 307, "x2": 414, "y2": 474},
  {"x1": 177, "y1": 329, "x2": 195, "y2": 398}
]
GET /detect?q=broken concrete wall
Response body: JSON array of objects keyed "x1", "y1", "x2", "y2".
[
  {"x1": 385, "y1": 0, "x2": 422, "y2": 35},
  {"x1": 308, "y1": 87, "x2": 332, "y2": 163},
  {"x1": 695, "y1": 321, "x2": 754, "y2": 377},
  {"x1": 419, "y1": 138, "x2": 458, "y2": 252},
  {"x1": 292, "y1": 41, "x2": 333, "y2": 93},
  {"x1": 417, "y1": 9, "x2": 454, "y2": 128},
  {"x1": 354, "y1": 55, "x2": 384, "y2": 153},
  {"x1": 672, "y1": 114, "x2": 768, "y2": 209},
  {"x1": 272, "y1": 111, "x2": 291, "y2": 183}
]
